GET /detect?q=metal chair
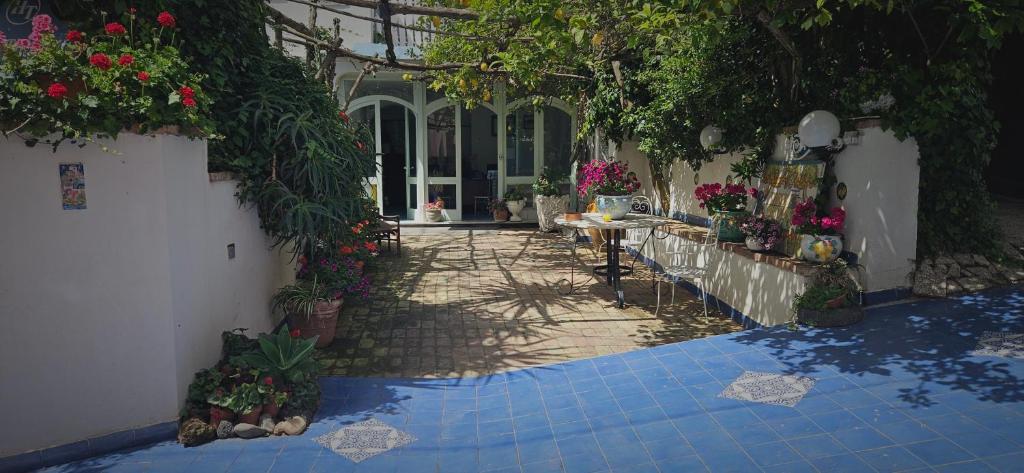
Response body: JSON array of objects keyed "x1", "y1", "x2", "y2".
[{"x1": 654, "y1": 217, "x2": 721, "y2": 321}]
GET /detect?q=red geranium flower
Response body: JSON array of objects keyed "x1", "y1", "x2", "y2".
[
  {"x1": 182, "y1": 97, "x2": 197, "y2": 108},
  {"x1": 179, "y1": 86, "x2": 195, "y2": 98},
  {"x1": 129, "y1": 7, "x2": 138, "y2": 15},
  {"x1": 89, "y1": 53, "x2": 112, "y2": 70},
  {"x1": 364, "y1": 241, "x2": 378, "y2": 252},
  {"x1": 137, "y1": 71, "x2": 150, "y2": 82},
  {"x1": 104, "y1": 22, "x2": 127, "y2": 36},
  {"x1": 338, "y1": 111, "x2": 349, "y2": 123},
  {"x1": 340, "y1": 246, "x2": 354, "y2": 255},
  {"x1": 263, "y1": 376, "x2": 274, "y2": 386},
  {"x1": 157, "y1": 11, "x2": 176, "y2": 28},
  {"x1": 65, "y1": 30, "x2": 84, "y2": 43},
  {"x1": 290, "y1": 328, "x2": 301, "y2": 338},
  {"x1": 118, "y1": 54, "x2": 134, "y2": 66},
  {"x1": 47, "y1": 82, "x2": 68, "y2": 99}
]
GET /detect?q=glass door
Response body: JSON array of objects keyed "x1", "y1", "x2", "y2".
[
  {"x1": 500, "y1": 102, "x2": 576, "y2": 220},
  {"x1": 425, "y1": 102, "x2": 459, "y2": 220},
  {"x1": 350, "y1": 99, "x2": 418, "y2": 220}
]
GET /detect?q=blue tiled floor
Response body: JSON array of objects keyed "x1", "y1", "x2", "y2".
[{"x1": 37, "y1": 287, "x2": 1024, "y2": 472}]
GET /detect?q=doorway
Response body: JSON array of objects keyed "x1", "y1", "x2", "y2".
[
  {"x1": 350, "y1": 97, "x2": 418, "y2": 219},
  {"x1": 461, "y1": 106, "x2": 499, "y2": 220}
]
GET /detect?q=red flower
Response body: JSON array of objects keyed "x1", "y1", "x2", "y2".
[
  {"x1": 356, "y1": 141, "x2": 365, "y2": 151},
  {"x1": 364, "y1": 241, "x2": 378, "y2": 252},
  {"x1": 340, "y1": 246, "x2": 354, "y2": 255},
  {"x1": 157, "y1": 11, "x2": 176, "y2": 28},
  {"x1": 104, "y1": 22, "x2": 127, "y2": 36},
  {"x1": 338, "y1": 111, "x2": 349, "y2": 123},
  {"x1": 290, "y1": 328, "x2": 301, "y2": 338},
  {"x1": 89, "y1": 53, "x2": 112, "y2": 70},
  {"x1": 65, "y1": 30, "x2": 84, "y2": 43},
  {"x1": 118, "y1": 54, "x2": 134, "y2": 66},
  {"x1": 179, "y1": 86, "x2": 195, "y2": 98},
  {"x1": 137, "y1": 71, "x2": 150, "y2": 82},
  {"x1": 129, "y1": 7, "x2": 138, "y2": 14},
  {"x1": 182, "y1": 97, "x2": 197, "y2": 108},
  {"x1": 47, "y1": 82, "x2": 68, "y2": 99},
  {"x1": 263, "y1": 376, "x2": 274, "y2": 386}
]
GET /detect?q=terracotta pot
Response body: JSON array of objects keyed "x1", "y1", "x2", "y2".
[
  {"x1": 290, "y1": 299, "x2": 342, "y2": 348},
  {"x1": 355, "y1": 260, "x2": 365, "y2": 271},
  {"x1": 825, "y1": 294, "x2": 848, "y2": 309},
  {"x1": 262, "y1": 402, "x2": 280, "y2": 419},
  {"x1": 237, "y1": 405, "x2": 263, "y2": 425},
  {"x1": 493, "y1": 209, "x2": 510, "y2": 221},
  {"x1": 209, "y1": 407, "x2": 234, "y2": 427}
]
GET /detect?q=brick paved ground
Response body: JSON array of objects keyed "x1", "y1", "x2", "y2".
[{"x1": 316, "y1": 228, "x2": 742, "y2": 378}]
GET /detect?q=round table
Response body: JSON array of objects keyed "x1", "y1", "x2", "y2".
[{"x1": 555, "y1": 213, "x2": 672, "y2": 307}]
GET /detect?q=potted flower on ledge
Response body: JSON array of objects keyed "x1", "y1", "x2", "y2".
[
  {"x1": 504, "y1": 188, "x2": 527, "y2": 222},
  {"x1": 424, "y1": 199, "x2": 445, "y2": 222},
  {"x1": 694, "y1": 182, "x2": 756, "y2": 242},
  {"x1": 790, "y1": 198, "x2": 846, "y2": 263},
  {"x1": 533, "y1": 170, "x2": 569, "y2": 232},
  {"x1": 577, "y1": 160, "x2": 640, "y2": 220},
  {"x1": 739, "y1": 215, "x2": 782, "y2": 252}
]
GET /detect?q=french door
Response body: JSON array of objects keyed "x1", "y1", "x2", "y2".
[
  {"x1": 350, "y1": 98, "x2": 418, "y2": 220},
  {"x1": 425, "y1": 100, "x2": 500, "y2": 221}
]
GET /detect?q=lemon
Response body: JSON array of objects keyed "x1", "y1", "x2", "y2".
[
  {"x1": 602, "y1": 214, "x2": 612, "y2": 222},
  {"x1": 554, "y1": 8, "x2": 565, "y2": 20},
  {"x1": 591, "y1": 31, "x2": 604, "y2": 47},
  {"x1": 480, "y1": 62, "x2": 489, "y2": 72},
  {"x1": 431, "y1": 16, "x2": 441, "y2": 28},
  {"x1": 402, "y1": 73, "x2": 413, "y2": 81}
]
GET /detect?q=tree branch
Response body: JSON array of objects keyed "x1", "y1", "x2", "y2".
[{"x1": 319, "y1": 0, "x2": 479, "y2": 20}]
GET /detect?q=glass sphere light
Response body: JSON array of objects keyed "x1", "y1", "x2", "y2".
[
  {"x1": 700, "y1": 125, "x2": 723, "y2": 150},
  {"x1": 797, "y1": 110, "x2": 841, "y2": 148}
]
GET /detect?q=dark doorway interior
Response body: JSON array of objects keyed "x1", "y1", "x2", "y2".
[
  {"x1": 380, "y1": 103, "x2": 413, "y2": 217},
  {"x1": 461, "y1": 107, "x2": 499, "y2": 220},
  {"x1": 989, "y1": 33, "x2": 1024, "y2": 198}
]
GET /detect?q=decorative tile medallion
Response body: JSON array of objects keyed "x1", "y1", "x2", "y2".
[
  {"x1": 972, "y1": 331, "x2": 1024, "y2": 359},
  {"x1": 314, "y1": 418, "x2": 416, "y2": 463},
  {"x1": 719, "y1": 371, "x2": 815, "y2": 407}
]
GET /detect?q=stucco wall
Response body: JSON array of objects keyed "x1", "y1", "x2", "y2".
[
  {"x1": 614, "y1": 125, "x2": 920, "y2": 295},
  {"x1": 0, "y1": 134, "x2": 287, "y2": 456}
]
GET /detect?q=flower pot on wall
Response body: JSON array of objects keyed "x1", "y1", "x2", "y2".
[
  {"x1": 596, "y1": 195, "x2": 631, "y2": 220},
  {"x1": 535, "y1": 195, "x2": 570, "y2": 232},
  {"x1": 800, "y1": 234, "x2": 843, "y2": 263},
  {"x1": 507, "y1": 199, "x2": 527, "y2": 222},
  {"x1": 713, "y1": 210, "x2": 748, "y2": 242},
  {"x1": 289, "y1": 299, "x2": 342, "y2": 348},
  {"x1": 745, "y1": 236, "x2": 767, "y2": 252}
]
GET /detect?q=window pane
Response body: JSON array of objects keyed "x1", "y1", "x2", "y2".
[
  {"x1": 506, "y1": 108, "x2": 535, "y2": 177},
  {"x1": 409, "y1": 183, "x2": 417, "y2": 210},
  {"x1": 407, "y1": 109, "x2": 417, "y2": 178},
  {"x1": 349, "y1": 80, "x2": 414, "y2": 103},
  {"x1": 427, "y1": 107, "x2": 456, "y2": 177},
  {"x1": 351, "y1": 105, "x2": 377, "y2": 178},
  {"x1": 543, "y1": 107, "x2": 572, "y2": 177},
  {"x1": 427, "y1": 184, "x2": 456, "y2": 209}
]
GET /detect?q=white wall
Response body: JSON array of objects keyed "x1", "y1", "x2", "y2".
[
  {"x1": 614, "y1": 124, "x2": 920, "y2": 295},
  {"x1": 0, "y1": 134, "x2": 288, "y2": 456}
]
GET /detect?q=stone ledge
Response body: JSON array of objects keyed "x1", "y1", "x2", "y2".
[{"x1": 657, "y1": 221, "x2": 818, "y2": 277}]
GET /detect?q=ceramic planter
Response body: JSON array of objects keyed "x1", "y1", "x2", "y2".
[
  {"x1": 713, "y1": 210, "x2": 748, "y2": 242},
  {"x1": 745, "y1": 236, "x2": 767, "y2": 252},
  {"x1": 535, "y1": 195, "x2": 570, "y2": 232},
  {"x1": 237, "y1": 405, "x2": 263, "y2": 425},
  {"x1": 493, "y1": 209, "x2": 510, "y2": 222},
  {"x1": 507, "y1": 199, "x2": 527, "y2": 222},
  {"x1": 596, "y1": 194, "x2": 631, "y2": 220},
  {"x1": 800, "y1": 234, "x2": 843, "y2": 263},
  {"x1": 425, "y1": 208, "x2": 443, "y2": 222},
  {"x1": 290, "y1": 299, "x2": 342, "y2": 348}
]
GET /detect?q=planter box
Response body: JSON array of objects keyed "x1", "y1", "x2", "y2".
[{"x1": 797, "y1": 306, "x2": 864, "y2": 327}]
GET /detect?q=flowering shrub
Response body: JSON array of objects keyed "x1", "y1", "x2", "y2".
[
  {"x1": 694, "y1": 182, "x2": 756, "y2": 213},
  {"x1": 576, "y1": 160, "x2": 640, "y2": 197},
  {"x1": 739, "y1": 215, "x2": 783, "y2": 250},
  {"x1": 791, "y1": 198, "x2": 846, "y2": 235},
  {"x1": 0, "y1": 11, "x2": 213, "y2": 148}
]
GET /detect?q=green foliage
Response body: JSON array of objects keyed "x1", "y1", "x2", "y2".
[
  {"x1": 282, "y1": 379, "x2": 320, "y2": 417},
  {"x1": 272, "y1": 276, "x2": 340, "y2": 320},
  {"x1": 231, "y1": 330, "x2": 318, "y2": 385},
  {"x1": 503, "y1": 187, "x2": 525, "y2": 202},
  {"x1": 533, "y1": 168, "x2": 569, "y2": 197},
  {"x1": 793, "y1": 285, "x2": 848, "y2": 311},
  {"x1": 183, "y1": 368, "x2": 223, "y2": 414},
  {"x1": 793, "y1": 259, "x2": 860, "y2": 312},
  {"x1": 0, "y1": 10, "x2": 213, "y2": 148},
  {"x1": 207, "y1": 380, "x2": 269, "y2": 415}
]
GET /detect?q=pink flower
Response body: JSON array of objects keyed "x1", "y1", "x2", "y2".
[
  {"x1": 47, "y1": 82, "x2": 68, "y2": 99},
  {"x1": 65, "y1": 30, "x2": 84, "y2": 43},
  {"x1": 105, "y1": 22, "x2": 127, "y2": 36},
  {"x1": 90, "y1": 53, "x2": 112, "y2": 70},
  {"x1": 157, "y1": 11, "x2": 176, "y2": 28},
  {"x1": 118, "y1": 54, "x2": 134, "y2": 66}
]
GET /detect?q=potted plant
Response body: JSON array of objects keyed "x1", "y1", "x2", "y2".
[
  {"x1": 504, "y1": 188, "x2": 527, "y2": 222},
  {"x1": 694, "y1": 182, "x2": 756, "y2": 242},
  {"x1": 273, "y1": 253, "x2": 357, "y2": 348},
  {"x1": 489, "y1": 198, "x2": 510, "y2": 221},
  {"x1": 739, "y1": 215, "x2": 782, "y2": 252},
  {"x1": 206, "y1": 378, "x2": 269, "y2": 425},
  {"x1": 533, "y1": 170, "x2": 570, "y2": 232},
  {"x1": 791, "y1": 198, "x2": 846, "y2": 262},
  {"x1": 577, "y1": 160, "x2": 640, "y2": 220},
  {"x1": 793, "y1": 259, "x2": 864, "y2": 327},
  {"x1": 424, "y1": 199, "x2": 445, "y2": 222}
]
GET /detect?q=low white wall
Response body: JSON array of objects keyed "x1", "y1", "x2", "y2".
[
  {"x1": 0, "y1": 134, "x2": 288, "y2": 456},
  {"x1": 614, "y1": 124, "x2": 920, "y2": 296}
]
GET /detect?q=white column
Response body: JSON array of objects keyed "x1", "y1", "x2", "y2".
[
  {"x1": 414, "y1": 82, "x2": 427, "y2": 221},
  {"x1": 495, "y1": 82, "x2": 507, "y2": 197}
]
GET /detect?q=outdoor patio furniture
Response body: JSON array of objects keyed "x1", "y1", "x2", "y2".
[
  {"x1": 654, "y1": 217, "x2": 721, "y2": 320},
  {"x1": 371, "y1": 214, "x2": 401, "y2": 255},
  {"x1": 555, "y1": 213, "x2": 671, "y2": 308}
]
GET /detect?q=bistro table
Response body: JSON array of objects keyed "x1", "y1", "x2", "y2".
[{"x1": 555, "y1": 213, "x2": 673, "y2": 308}]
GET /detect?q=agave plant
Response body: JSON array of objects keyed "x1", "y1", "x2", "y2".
[{"x1": 232, "y1": 329, "x2": 318, "y2": 384}]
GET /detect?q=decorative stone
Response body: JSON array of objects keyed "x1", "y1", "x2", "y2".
[
  {"x1": 964, "y1": 266, "x2": 994, "y2": 280},
  {"x1": 259, "y1": 414, "x2": 276, "y2": 432},
  {"x1": 953, "y1": 253, "x2": 975, "y2": 267},
  {"x1": 274, "y1": 416, "x2": 308, "y2": 436},
  {"x1": 935, "y1": 255, "x2": 956, "y2": 266},
  {"x1": 178, "y1": 417, "x2": 216, "y2": 447},
  {"x1": 945, "y1": 262, "x2": 961, "y2": 279},
  {"x1": 216, "y1": 420, "x2": 234, "y2": 439},
  {"x1": 972, "y1": 254, "x2": 991, "y2": 267},
  {"x1": 314, "y1": 418, "x2": 415, "y2": 462},
  {"x1": 912, "y1": 264, "x2": 947, "y2": 298},
  {"x1": 233, "y1": 422, "x2": 268, "y2": 439},
  {"x1": 957, "y1": 276, "x2": 992, "y2": 292}
]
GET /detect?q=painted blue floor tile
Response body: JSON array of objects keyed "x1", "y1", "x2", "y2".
[
  {"x1": 904, "y1": 438, "x2": 975, "y2": 466},
  {"x1": 856, "y1": 445, "x2": 927, "y2": 472}
]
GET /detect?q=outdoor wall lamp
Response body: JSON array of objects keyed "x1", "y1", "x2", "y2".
[
  {"x1": 791, "y1": 110, "x2": 844, "y2": 158},
  {"x1": 700, "y1": 125, "x2": 724, "y2": 152}
]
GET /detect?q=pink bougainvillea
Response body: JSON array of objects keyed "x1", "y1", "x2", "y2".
[
  {"x1": 694, "y1": 182, "x2": 751, "y2": 212},
  {"x1": 576, "y1": 160, "x2": 639, "y2": 197},
  {"x1": 791, "y1": 197, "x2": 846, "y2": 235}
]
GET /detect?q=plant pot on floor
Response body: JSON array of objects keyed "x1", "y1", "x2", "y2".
[
  {"x1": 507, "y1": 199, "x2": 527, "y2": 222},
  {"x1": 263, "y1": 402, "x2": 281, "y2": 419},
  {"x1": 425, "y1": 209, "x2": 443, "y2": 222},
  {"x1": 289, "y1": 299, "x2": 342, "y2": 348},
  {"x1": 797, "y1": 306, "x2": 864, "y2": 327},
  {"x1": 535, "y1": 195, "x2": 570, "y2": 232},
  {"x1": 493, "y1": 209, "x2": 510, "y2": 221},
  {"x1": 596, "y1": 194, "x2": 632, "y2": 220},
  {"x1": 713, "y1": 210, "x2": 748, "y2": 242},
  {"x1": 209, "y1": 407, "x2": 234, "y2": 427},
  {"x1": 237, "y1": 406, "x2": 263, "y2": 425},
  {"x1": 800, "y1": 234, "x2": 843, "y2": 263}
]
